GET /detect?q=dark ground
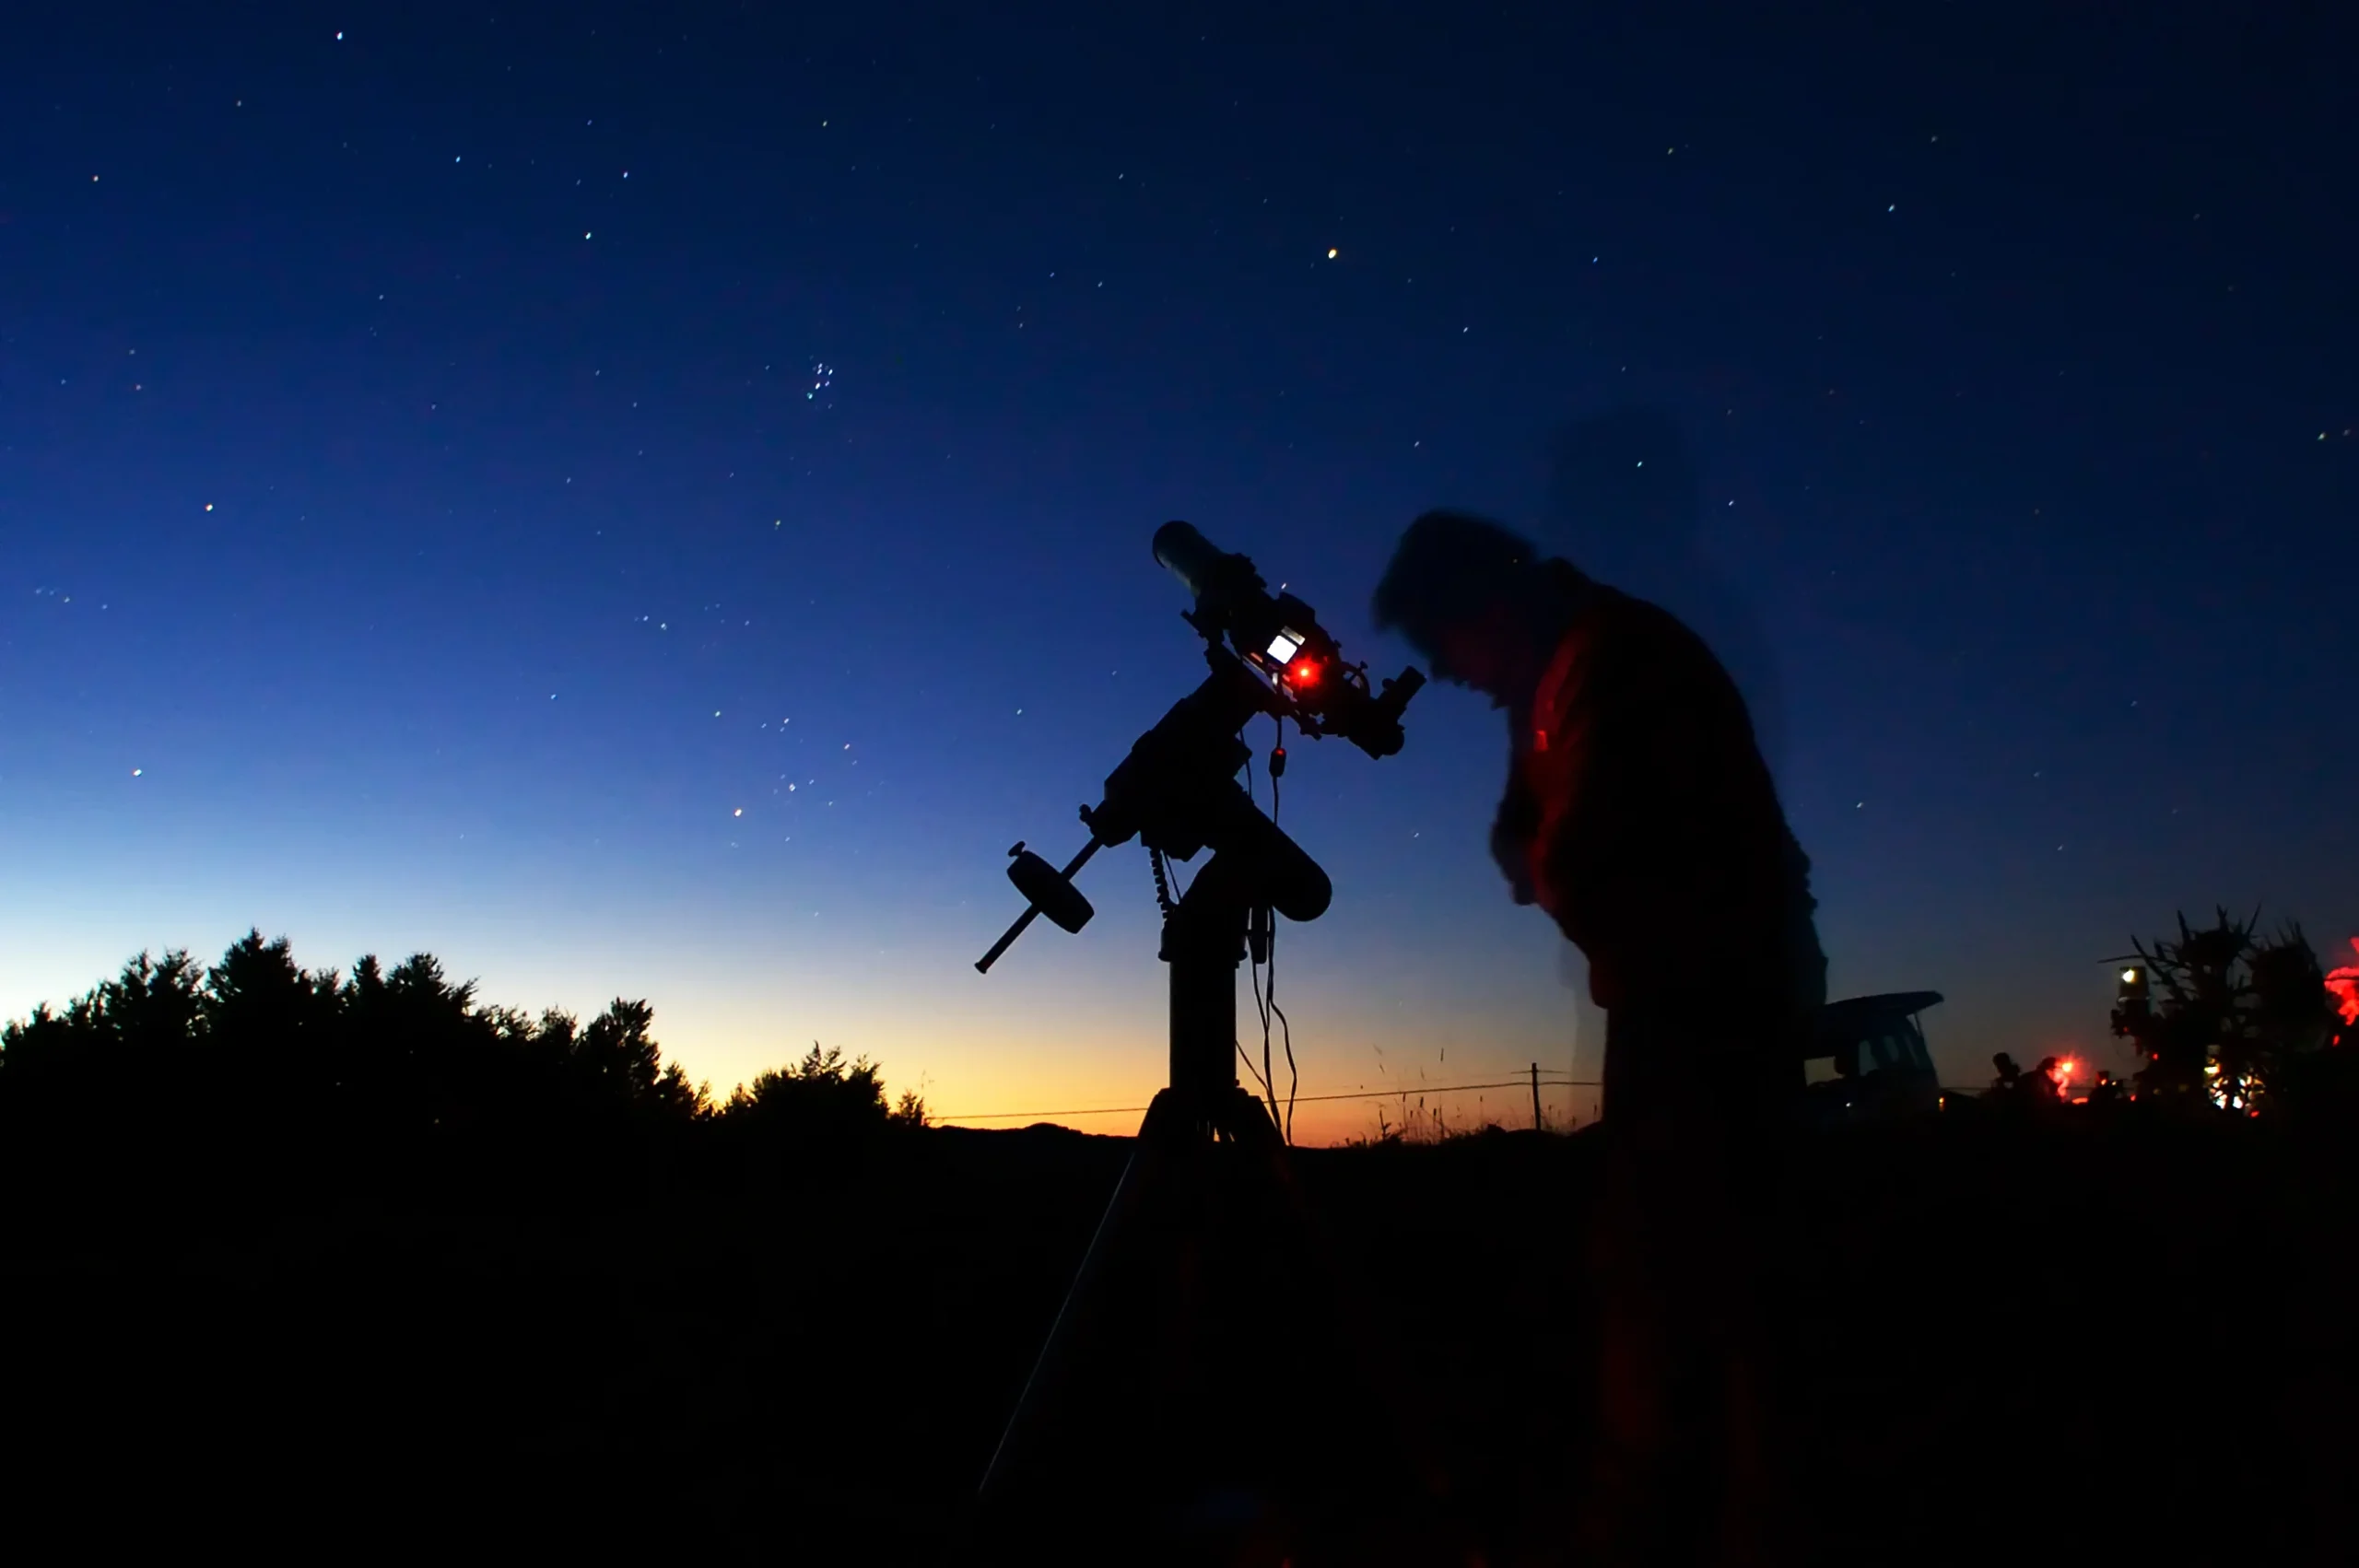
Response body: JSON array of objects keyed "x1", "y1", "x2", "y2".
[{"x1": 4, "y1": 1113, "x2": 2350, "y2": 1563}]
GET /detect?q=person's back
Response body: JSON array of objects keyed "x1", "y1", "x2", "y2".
[
  {"x1": 1505, "y1": 566, "x2": 1824, "y2": 1119},
  {"x1": 1374, "y1": 509, "x2": 1825, "y2": 1563}
]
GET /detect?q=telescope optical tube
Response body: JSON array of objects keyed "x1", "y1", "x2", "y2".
[{"x1": 1152, "y1": 521, "x2": 1260, "y2": 607}]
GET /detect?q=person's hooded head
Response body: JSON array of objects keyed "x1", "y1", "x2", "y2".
[{"x1": 1371, "y1": 509, "x2": 1582, "y2": 708}]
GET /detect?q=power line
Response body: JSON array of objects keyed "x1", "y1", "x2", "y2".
[{"x1": 938, "y1": 1075, "x2": 1597, "y2": 1123}]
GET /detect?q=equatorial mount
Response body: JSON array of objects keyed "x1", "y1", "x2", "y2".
[{"x1": 976, "y1": 521, "x2": 1423, "y2": 984}]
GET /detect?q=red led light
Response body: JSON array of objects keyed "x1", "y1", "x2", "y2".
[{"x1": 1289, "y1": 658, "x2": 1320, "y2": 686}]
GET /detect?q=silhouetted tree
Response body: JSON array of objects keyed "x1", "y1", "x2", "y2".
[
  {"x1": 2113, "y1": 907, "x2": 2339, "y2": 1113},
  {"x1": 204, "y1": 930, "x2": 340, "y2": 1120},
  {"x1": 722, "y1": 1042, "x2": 891, "y2": 1132},
  {"x1": 0, "y1": 931, "x2": 802, "y2": 1215}
]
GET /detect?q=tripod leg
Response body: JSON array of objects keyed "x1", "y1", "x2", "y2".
[
  {"x1": 1207, "y1": 1088, "x2": 1468, "y2": 1541},
  {"x1": 974, "y1": 1091, "x2": 1183, "y2": 1505}
]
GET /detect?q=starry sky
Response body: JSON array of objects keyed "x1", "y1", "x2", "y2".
[{"x1": 5, "y1": 2, "x2": 2352, "y2": 1141}]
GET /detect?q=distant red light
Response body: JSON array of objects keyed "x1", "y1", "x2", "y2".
[{"x1": 2326, "y1": 938, "x2": 2359, "y2": 1028}]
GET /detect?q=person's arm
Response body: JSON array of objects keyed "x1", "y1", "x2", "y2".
[
  {"x1": 1492, "y1": 772, "x2": 1541, "y2": 905},
  {"x1": 1525, "y1": 612, "x2": 1708, "y2": 985}
]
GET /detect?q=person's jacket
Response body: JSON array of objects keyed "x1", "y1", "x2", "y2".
[{"x1": 1494, "y1": 563, "x2": 1825, "y2": 1019}]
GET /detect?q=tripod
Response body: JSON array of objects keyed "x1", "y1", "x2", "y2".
[
  {"x1": 958, "y1": 526, "x2": 1446, "y2": 1564},
  {"x1": 959, "y1": 840, "x2": 1462, "y2": 1566}
]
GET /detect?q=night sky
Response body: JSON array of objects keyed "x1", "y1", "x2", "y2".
[{"x1": 6, "y1": 3, "x2": 2352, "y2": 1140}]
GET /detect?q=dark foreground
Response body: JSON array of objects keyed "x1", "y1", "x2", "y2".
[{"x1": 5, "y1": 1114, "x2": 2350, "y2": 1564}]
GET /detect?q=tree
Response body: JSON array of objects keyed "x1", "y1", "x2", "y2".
[
  {"x1": 98, "y1": 948, "x2": 207, "y2": 1059},
  {"x1": 204, "y1": 930, "x2": 340, "y2": 1114},
  {"x1": 3, "y1": 930, "x2": 906, "y2": 1212},
  {"x1": 575, "y1": 999, "x2": 664, "y2": 1101},
  {"x1": 2113, "y1": 907, "x2": 2339, "y2": 1113},
  {"x1": 721, "y1": 1042, "x2": 894, "y2": 1142}
]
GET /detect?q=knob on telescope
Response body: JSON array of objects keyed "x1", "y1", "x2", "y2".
[{"x1": 1008, "y1": 841, "x2": 1096, "y2": 934}]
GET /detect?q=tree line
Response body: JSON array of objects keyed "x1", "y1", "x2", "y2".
[{"x1": 0, "y1": 929, "x2": 929, "y2": 1217}]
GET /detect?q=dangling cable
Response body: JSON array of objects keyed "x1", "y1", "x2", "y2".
[
  {"x1": 1254, "y1": 905, "x2": 1282, "y2": 1132},
  {"x1": 1149, "y1": 846, "x2": 1175, "y2": 919},
  {"x1": 1167, "y1": 835, "x2": 1273, "y2": 1102},
  {"x1": 1268, "y1": 713, "x2": 1299, "y2": 1141},
  {"x1": 1235, "y1": 730, "x2": 1285, "y2": 1133}
]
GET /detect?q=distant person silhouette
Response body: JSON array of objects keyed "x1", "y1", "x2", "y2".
[
  {"x1": 1373, "y1": 509, "x2": 1826, "y2": 1566},
  {"x1": 1992, "y1": 1052, "x2": 2024, "y2": 1094},
  {"x1": 1543, "y1": 409, "x2": 1790, "y2": 787}
]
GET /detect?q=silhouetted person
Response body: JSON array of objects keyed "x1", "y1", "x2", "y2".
[
  {"x1": 1544, "y1": 409, "x2": 1790, "y2": 787},
  {"x1": 1373, "y1": 509, "x2": 1825, "y2": 1566},
  {"x1": 1992, "y1": 1052, "x2": 2024, "y2": 1094}
]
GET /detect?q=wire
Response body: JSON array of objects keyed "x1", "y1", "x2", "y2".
[
  {"x1": 1162, "y1": 847, "x2": 1191, "y2": 902},
  {"x1": 1268, "y1": 713, "x2": 1297, "y2": 1142},
  {"x1": 1234, "y1": 1037, "x2": 1274, "y2": 1100},
  {"x1": 1160, "y1": 828, "x2": 1269, "y2": 1097},
  {"x1": 936, "y1": 1075, "x2": 1594, "y2": 1123},
  {"x1": 1275, "y1": 994, "x2": 1298, "y2": 1146},
  {"x1": 1237, "y1": 720, "x2": 1285, "y2": 1137},
  {"x1": 1252, "y1": 929, "x2": 1281, "y2": 1134},
  {"x1": 1149, "y1": 847, "x2": 1175, "y2": 919}
]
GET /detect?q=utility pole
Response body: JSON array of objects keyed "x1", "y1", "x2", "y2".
[{"x1": 1531, "y1": 1060, "x2": 1543, "y2": 1132}]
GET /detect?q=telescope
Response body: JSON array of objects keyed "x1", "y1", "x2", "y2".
[
  {"x1": 961, "y1": 523, "x2": 1449, "y2": 1564},
  {"x1": 1151, "y1": 521, "x2": 1423, "y2": 761},
  {"x1": 977, "y1": 521, "x2": 1426, "y2": 979}
]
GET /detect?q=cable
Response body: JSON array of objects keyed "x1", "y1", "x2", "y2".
[
  {"x1": 1269, "y1": 713, "x2": 1297, "y2": 1142},
  {"x1": 1251, "y1": 924, "x2": 1281, "y2": 1134},
  {"x1": 1149, "y1": 847, "x2": 1175, "y2": 919},
  {"x1": 1275, "y1": 994, "x2": 1298, "y2": 1146},
  {"x1": 1234, "y1": 1037, "x2": 1274, "y2": 1100},
  {"x1": 1236, "y1": 722, "x2": 1285, "y2": 1138},
  {"x1": 937, "y1": 1075, "x2": 1594, "y2": 1123}
]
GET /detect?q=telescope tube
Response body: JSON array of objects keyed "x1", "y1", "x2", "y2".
[{"x1": 1152, "y1": 521, "x2": 1258, "y2": 606}]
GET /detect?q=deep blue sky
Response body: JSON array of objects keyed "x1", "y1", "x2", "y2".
[{"x1": 5, "y1": 2, "x2": 2352, "y2": 1136}]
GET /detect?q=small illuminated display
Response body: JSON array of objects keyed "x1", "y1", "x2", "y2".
[{"x1": 1266, "y1": 632, "x2": 1302, "y2": 663}]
